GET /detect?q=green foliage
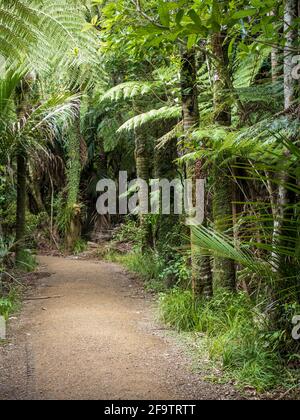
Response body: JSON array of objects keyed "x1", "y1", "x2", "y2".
[
  {"x1": 0, "y1": 288, "x2": 20, "y2": 321},
  {"x1": 111, "y1": 217, "x2": 190, "y2": 289},
  {"x1": 158, "y1": 254, "x2": 191, "y2": 287},
  {"x1": 101, "y1": 81, "x2": 163, "y2": 102},
  {"x1": 0, "y1": 0, "x2": 99, "y2": 70},
  {"x1": 108, "y1": 250, "x2": 167, "y2": 292},
  {"x1": 15, "y1": 248, "x2": 37, "y2": 271},
  {"x1": 117, "y1": 106, "x2": 181, "y2": 132},
  {"x1": 56, "y1": 129, "x2": 82, "y2": 243},
  {"x1": 159, "y1": 288, "x2": 294, "y2": 391},
  {"x1": 113, "y1": 217, "x2": 145, "y2": 246},
  {"x1": 0, "y1": 0, "x2": 299, "y2": 396},
  {"x1": 72, "y1": 239, "x2": 87, "y2": 255},
  {"x1": 159, "y1": 288, "x2": 198, "y2": 331}
]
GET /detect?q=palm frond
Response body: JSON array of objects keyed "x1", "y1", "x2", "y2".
[{"x1": 192, "y1": 225, "x2": 275, "y2": 281}]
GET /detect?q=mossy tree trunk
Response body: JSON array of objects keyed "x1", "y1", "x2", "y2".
[
  {"x1": 153, "y1": 125, "x2": 179, "y2": 260},
  {"x1": 134, "y1": 128, "x2": 153, "y2": 249},
  {"x1": 211, "y1": 32, "x2": 236, "y2": 291},
  {"x1": 181, "y1": 48, "x2": 213, "y2": 298},
  {"x1": 15, "y1": 150, "x2": 27, "y2": 265},
  {"x1": 14, "y1": 73, "x2": 36, "y2": 266},
  {"x1": 65, "y1": 122, "x2": 83, "y2": 251}
]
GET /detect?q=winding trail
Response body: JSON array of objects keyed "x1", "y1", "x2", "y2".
[{"x1": 0, "y1": 256, "x2": 239, "y2": 400}]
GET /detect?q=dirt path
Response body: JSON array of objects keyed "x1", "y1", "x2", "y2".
[{"x1": 0, "y1": 256, "x2": 240, "y2": 400}]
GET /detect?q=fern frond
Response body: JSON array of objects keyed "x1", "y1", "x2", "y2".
[
  {"x1": 0, "y1": 0, "x2": 99, "y2": 72},
  {"x1": 233, "y1": 44, "x2": 271, "y2": 88},
  {"x1": 117, "y1": 106, "x2": 181, "y2": 132},
  {"x1": 101, "y1": 81, "x2": 164, "y2": 102}
]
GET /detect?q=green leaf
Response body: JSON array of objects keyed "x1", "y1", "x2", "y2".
[
  {"x1": 232, "y1": 9, "x2": 257, "y2": 19},
  {"x1": 176, "y1": 9, "x2": 185, "y2": 26},
  {"x1": 158, "y1": 1, "x2": 170, "y2": 27},
  {"x1": 187, "y1": 34, "x2": 197, "y2": 50},
  {"x1": 188, "y1": 10, "x2": 202, "y2": 27}
]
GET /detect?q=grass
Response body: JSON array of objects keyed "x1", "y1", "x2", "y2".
[
  {"x1": 159, "y1": 288, "x2": 295, "y2": 392},
  {"x1": 72, "y1": 239, "x2": 87, "y2": 255},
  {"x1": 100, "y1": 230, "x2": 299, "y2": 393},
  {"x1": 105, "y1": 250, "x2": 167, "y2": 292},
  {"x1": 15, "y1": 249, "x2": 37, "y2": 272}
]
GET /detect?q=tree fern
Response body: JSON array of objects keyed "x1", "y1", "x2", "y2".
[
  {"x1": 117, "y1": 106, "x2": 181, "y2": 132},
  {"x1": 101, "y1": 81, "x2": 165, "y2": 102},
  {"x1": 233, "y1": 44, "x2": 272, "y2": 89},
  {"x1": 0, "y1": 0, "x2": 99, "y2": 71}
]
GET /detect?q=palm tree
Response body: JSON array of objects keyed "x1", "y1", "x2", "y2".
[
  {"x1": 0, "y1": 65, "x2": 79, "y2": 265},
  {"x1": 0, "y1": 0, "x2": 99, "y2": 262}
]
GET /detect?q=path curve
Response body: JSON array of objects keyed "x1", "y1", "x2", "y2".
[{"x1": 0, "y1": 256, "x2": 239, "y2": 400}]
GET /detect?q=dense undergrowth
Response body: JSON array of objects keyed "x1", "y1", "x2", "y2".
[{"x1": 159, "y1": 288, "x2": 299, "y2": 392}]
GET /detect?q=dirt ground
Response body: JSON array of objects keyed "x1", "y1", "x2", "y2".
[{"x1": 0, "y1": 256, "x2": 241, "y2": 400}]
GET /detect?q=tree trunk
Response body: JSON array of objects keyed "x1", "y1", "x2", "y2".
[
  {"x1": 64, "y1": 86, "x2": 87, "y2": 251},
  {"x1": 14, "y1": 73, "x2": 35, "y2": 265},
  {"x1": 134, "y1": 129, "x2": 153, "y2": 249},
  {"x1": 65, "y1": 118, "x2": 82, "y2": 251},
  {"x1": 284, "y1": 0, "x2": 298, "y2": 109},
  {"x1": 15, "y1": 151, "x2": 27, "y2": 265},
  {"x1": 274, "y1": 0, "x2": 299, "y2": 271},
  {"x1": 268, "y1": 11, "x2": 281, "y2": 83},
  {"x1": 211, "y1": 32, "x2": 236, "y2": 291},
  {"x1": 28, "y1": 166, "x2": 45, "y2": 214},
  {"x1": 181, "y1": 48, "x2": 213, "y2": 298}
]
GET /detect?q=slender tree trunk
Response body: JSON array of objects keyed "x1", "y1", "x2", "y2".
[
  {"x1": 211, "y1": 32, "x2": 236, "y2": 291},
  {"x1": 284, "y1": 0, "x2": 298, "y2": 109},
  {"x1": 65, "y1": 123, "x2": 82, "y2": 251},
  {"x1": 181, "y1": 48, "x2": 213, "y2": 298},
  {"x1": 134, "y1": 129, "x2": 153, "y2": 249},
  {"x1": 275, "y1": 0, "x2": 299, "y2": 271},
  {"x1": 268, "y1": 11, "x2": 281, "y2": 83},
  {"x1": 15, "y1": 151, "x2": 27, "y2": 264},
  {"x1": 28, "y1": 166, "x2": 45, "y2": 214},
  {"x1": 14, "y1": 73, "x2": 35, "y2": 265},
  {"x1": 64, "y1": 100, "x2": 83, "y2": 251}
]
